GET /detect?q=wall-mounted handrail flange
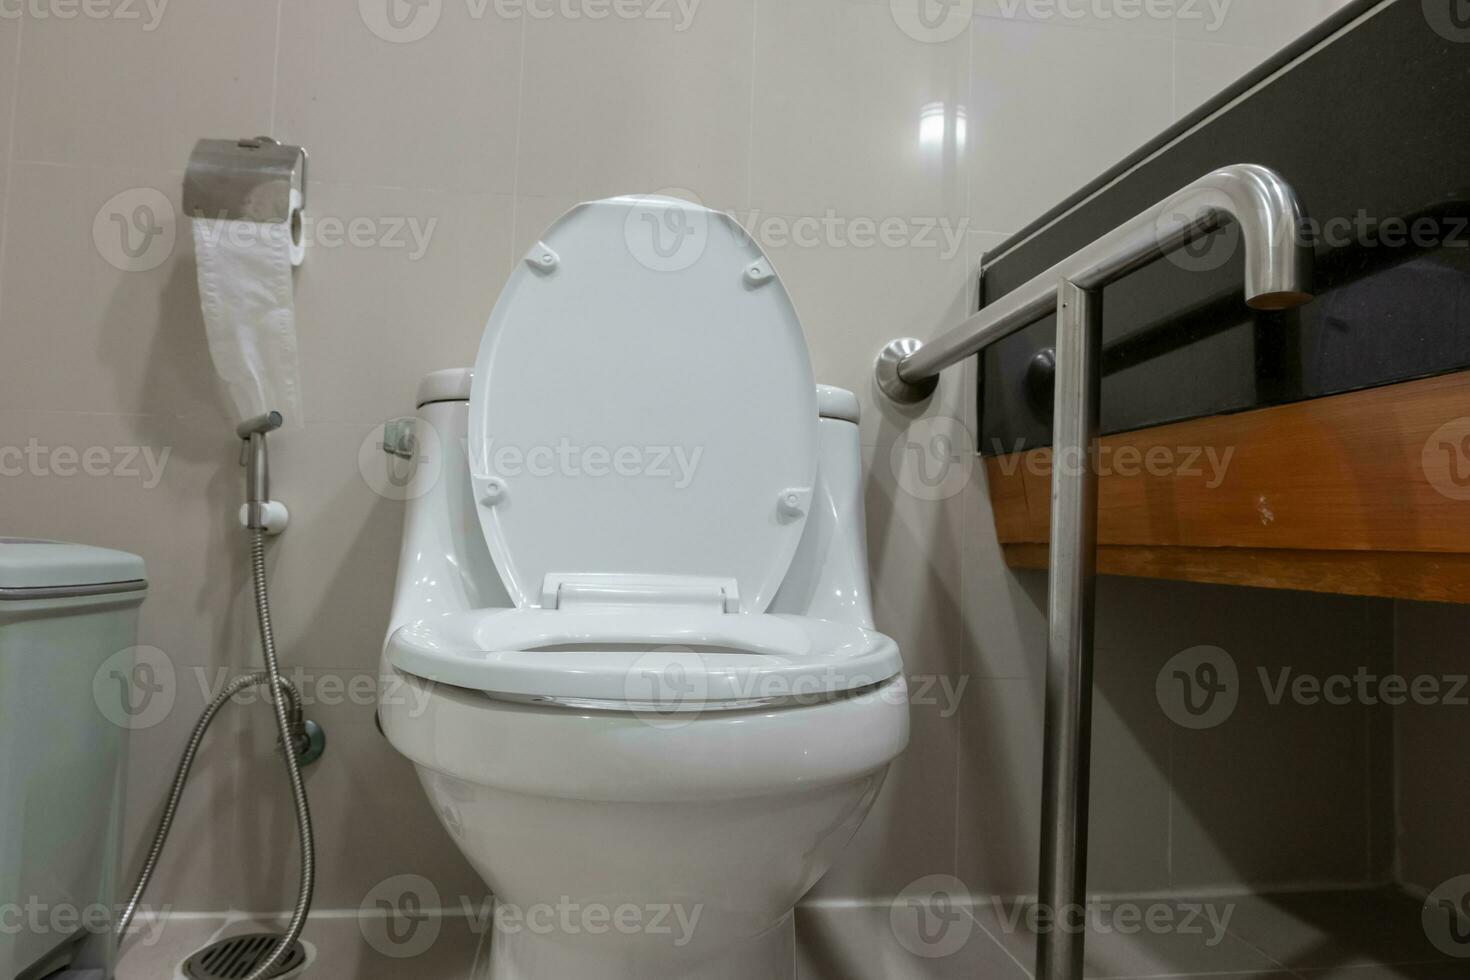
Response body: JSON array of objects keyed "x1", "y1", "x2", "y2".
[
  {"x1": 875, "y1": 336, "x2": 938, "y2": 404},
  {"x1": 872, "y1": 164, "x2": 1314, "y2": 980}
]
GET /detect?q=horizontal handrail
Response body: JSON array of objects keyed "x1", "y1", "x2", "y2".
[{"x1": 873, "y1": 163, "x2": 1313, "y2": 403}]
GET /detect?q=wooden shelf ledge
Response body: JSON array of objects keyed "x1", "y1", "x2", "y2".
[{"x1": 987, "y1": 371, "x2": 1470, "y2": 603}]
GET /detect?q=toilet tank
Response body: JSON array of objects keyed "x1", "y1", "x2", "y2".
[
  {"x1": 768, "y1": 386, "x2": 875, "y2": 628},
  {"x1": 386, "y1": 372, "x2": 874, "y2": 636},
  {"x1": 0, "y1": 540, "x2": 146, "y2": 980},
  {"x1": 386, "y1": 371, "x2": 507, "y2": 640}
]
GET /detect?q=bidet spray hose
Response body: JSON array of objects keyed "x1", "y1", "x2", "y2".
[{"x1": 117, "y1": 530, "x2": 316, "y2": 980}]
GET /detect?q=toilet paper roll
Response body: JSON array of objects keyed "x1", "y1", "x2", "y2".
[
  {"x1": 288, "y1": 187, "x2": 305, "y2": 267},
  {"x1": 193, "y1": 197, "x2": 305, "y2": 429}
]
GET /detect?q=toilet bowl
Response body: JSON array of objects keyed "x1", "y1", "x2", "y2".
[{"x1": 379, "y1": 196, "x2": 908, "y2": 979}]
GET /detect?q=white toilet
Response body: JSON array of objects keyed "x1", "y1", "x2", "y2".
[{"x1": 378, "y1": 196, "x2": 909, "y2": 980}]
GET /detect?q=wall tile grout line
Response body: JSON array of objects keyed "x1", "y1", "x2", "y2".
[
  {"x1": 963, "y1": 900, "x2": 1036, "y2": 980},
  {"x1": 0, "y1": 13, "x2": 25, "y2": 327},
  {"x1": 267, "y1": 0, "x2": 285, "y2": 137}
]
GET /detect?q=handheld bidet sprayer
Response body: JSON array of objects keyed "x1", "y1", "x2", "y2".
[{"x1": 237, "y1": 410, "x2": 290, "y2": 534}]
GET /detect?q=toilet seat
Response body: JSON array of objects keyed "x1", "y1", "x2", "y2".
[
  {"x1": 387, "y1": 606, "x2": 901, "y2": 707},
  {"x1": 467, "y1": 195, "x2": 817, "y2": 616},
  {"x1": 395, "y1": 195, "x2": 899, "y2": 709}
]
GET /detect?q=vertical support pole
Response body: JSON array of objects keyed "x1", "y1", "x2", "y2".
[{"x1": 1035, "y1": 279, "x2": 1102, "y2": 980}]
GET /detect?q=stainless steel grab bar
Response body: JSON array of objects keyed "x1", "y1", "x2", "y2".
[
  {"x1": 872, "y1": 164, "x2": 1313, "y2": 980},
  {"x1": 874, "y1": 164, "x2": 1312, "y2": 404}
]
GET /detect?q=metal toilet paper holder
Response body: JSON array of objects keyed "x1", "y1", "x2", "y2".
[{"x1": 183, "y1": 136, "x2": 307, "y2": 229}]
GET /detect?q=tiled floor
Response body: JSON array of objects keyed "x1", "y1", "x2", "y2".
[
  {"x1": 114, "y1": 913, "x2": 490, "y2": 980},
  {"x1": 112, "y1": 889, "x2": 1468, "y2": 980},
  {"x1": 799, "y1": 888, "x2": 1469, "y2": 980}
]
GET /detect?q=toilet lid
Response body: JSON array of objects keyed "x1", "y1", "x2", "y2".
[{"x1": 468, "y1": 196, "x2": 817, "y2": 613}]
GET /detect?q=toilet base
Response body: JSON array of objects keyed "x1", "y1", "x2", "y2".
[{"x1": 485, "y1": 908, "x2": 795, "y2": 980}]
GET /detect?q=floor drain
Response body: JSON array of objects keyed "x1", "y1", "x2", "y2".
[{"x1": 182, "y1": 934, "x2": 307, "y2": 980}]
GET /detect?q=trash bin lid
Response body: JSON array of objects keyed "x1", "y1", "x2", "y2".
[{"x1": 0, "y1": 538, "x2": 147, "y2": 592}]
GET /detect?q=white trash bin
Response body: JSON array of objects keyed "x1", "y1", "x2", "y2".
[{"x1": 0, "y1": 540, "x2": 147, "y2": 980}]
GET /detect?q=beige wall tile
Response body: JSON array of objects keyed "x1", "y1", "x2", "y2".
[
  {"x1": 290, "y1": 181, "x2": 516, "y2": 425},
  {"x1": 0, "y1": 160, "x2": 9, "y2": 319},
  {"x1": 956, "y1": 676, "x2": 1044, "y2": 897},
  {"x1": 1176, "y1": 0, "x2": 1353, "y2": 48},
  {"x1": 975, "y1": 0, "x2": 1179, "y2": 37},
  {"x1": 11, "y1": 0, "x2": 276, "y2": 171},
  {"x1": 0, "y1": 164, "x2": 231, "y2": 419},
  {"x1": 509, "y1": 193, "x2": 583, "y2": 264},
  {"x1": 970, "y1": 17, "x2": 1174, "y2": 234},
  {"x1": 1393, "y1": 601, "x2": 1470, "y2": 894},
  {"x1": 515, "y1": 2, "x2": 755, "y2": 210},
  {"x1": 1161, "y1": 585, "x2": 1388, "y2": 890},
  {"x1": 957, "y1": 349, "x2": 1048, "y2": 683},
  {"x1": 0, "y1": 17, "x2": 16, "y2": 163},
  {"x1": 276, "y1": 3, "x2": 522, "y2": 195},
  {"x1": 954, "y1": 580, "x2": 1180, "y2": 899},
  {"x1": 750, "y1": 0, "x2": 971, "y2": 222},
  {"x1": 757, "y1": 213, "x2": 975, "y2": 448},
  {"x1": 1173, "y1": 39, "x2": 1272, "y2": 119}
]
